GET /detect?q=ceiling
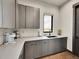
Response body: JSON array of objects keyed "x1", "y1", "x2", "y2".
[{"x1": 32, "y1": 0, "x2": 71, "y2": 7}]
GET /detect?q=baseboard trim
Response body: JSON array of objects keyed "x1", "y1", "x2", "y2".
[
  {"x1": 36, "y1": 49, "x2": 79, "y2": 59},
  {"x1": 66, "y1": 49, "x2": 73, "y2": 53},
  {"x1": 66, "y1": 49, "x2": 79, "y2": 57},
  {"x1": 36, "y1": 50, "x2": 67, "y2": 59}
]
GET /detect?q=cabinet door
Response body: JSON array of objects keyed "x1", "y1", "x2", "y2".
[
  {"x1": 25, "y1": 42, "x2": 35, "y2": 59},
  {"x1": 49, "y1": 38, "x2": 67, "y2": 53},
  {"x1": 16, "y1": 5, "x2": 40, "y2": 29},
  {"x1": 2, "y1": 0, "x2": 15, "y2": 28},
  {"x1": 0, "y1": 0, "x2": 2, "y2": 27},
  {"x1": 26, "y1": 6, "x2": 40, "y2": 29},
  {"x1": 57, "y1": 38, "x2": 67, "y2": 51},
  {"x1": 15, "y1": 4, "x2": 19, "y2": 28},
  {"x1": 41, "y1": 40, "x2": 49, "y2": 56},
  {"x1": 33, "y1": 8, "x2": 40, "y2": 29},
  {"x1": 33, "y1": 41, "x2": 42, "y2": 58},
  {"x1": 25, "y1": 41, "x2": 42, "y2": 59},
  {"x1": 26, "y1": 6, "x2": 34, "y2": 29},
  {"x1": 19, "y1": 5, "x2": 26, "y2": 28},
  {"x1": 48, "y1": 39, "x2": 56, "y2": 54}
]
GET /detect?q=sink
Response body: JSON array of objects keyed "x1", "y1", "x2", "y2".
[{"x1": 47, "y1": 36, "x2": 57, "y2": 38}]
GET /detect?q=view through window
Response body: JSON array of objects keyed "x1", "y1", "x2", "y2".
[{"x1": 43, "y1": 14, "x2": 53, "y2": 33}]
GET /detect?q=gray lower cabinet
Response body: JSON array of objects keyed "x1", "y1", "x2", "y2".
[
  {"x1": 33, "y1": 41, "x2": 42, "y2": 58},
  {"x1": 25, "y1": 37, "x2": 67, "y2": 59},
  {"x1": 25, "y1": 41, "x2": 42, "y2": 59},
  {"x1": 41, "y1": 40, "x2": 49, "y2": 56},
  {"x1": 48, "y1": 39, "x2": 56, "y2": 54},
  {"x1": 48, "y1": 38, "x2": 67, "y2": 54},
  {"x1": 25, "y1": 42, "x2": 34, "y2": 59}
]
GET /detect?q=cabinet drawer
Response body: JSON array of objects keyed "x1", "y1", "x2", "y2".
[{"x1": 25, "y1": 42, "x2": 37, "y2": 46}]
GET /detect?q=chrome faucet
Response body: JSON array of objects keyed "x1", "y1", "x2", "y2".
[
  {"x1": 38, "y1": 31, "x2": 40, "y2": 37},
  {"x1": 49, "y1": 32, "x2": 51, "y2": 36}
]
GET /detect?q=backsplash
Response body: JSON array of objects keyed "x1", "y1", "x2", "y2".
[
  {"x1": 18, "y1": 29, "x2": 40, "y2": 38},
  {"x1": 0, "y1": 28, "x2": 58, "y2": 45},
  {"x1": 18, "y1": 29, "x2": 58, "y2": 37},
  {"x1": 0, "y1": 29, "x2": 14, "y2": 45},
  {"x1": 0, "y1": 29, "x2": 41, "y2": 45}
]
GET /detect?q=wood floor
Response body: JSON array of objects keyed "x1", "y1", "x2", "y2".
[{"x1": 38, "y1": 51, "x2": 79, "y2": 59}]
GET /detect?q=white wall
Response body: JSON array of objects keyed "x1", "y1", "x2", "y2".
[
  {"x1": 16, "y1": 0, "x2": 60, "y2": 37},
  {"x1": 0, "y1": 0, "x2": 2, "y2": 27},
  {"x1": 60, "y1": 0, "x2": 79, "y2": 51}
]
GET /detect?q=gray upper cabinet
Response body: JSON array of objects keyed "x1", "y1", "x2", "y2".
[
  {"x1": 16, "y1": 4, "x2": 40, "y2": 29},
  {"x1": 33, "y1": 8, "x2": 40, "y2": 29},
  {"x1": 26, "y1": 6, "x2": 34, "y2": 29},
  {"x1": 26, "y1": 6, "x2": 40, "y2": 29},
  {"x1": 0, "y1": 0, "x2": 2, "y2": 27},
  {"x1": 2, "y1": 0, "x2": 15, "y2": 28},
  {"x1": 19, "y1": 5, "x2": 26, "y2": 28}
]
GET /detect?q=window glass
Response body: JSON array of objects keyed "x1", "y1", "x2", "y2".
[{"x1": 43, "y1": 15, "x2": 53, "y2": 33}]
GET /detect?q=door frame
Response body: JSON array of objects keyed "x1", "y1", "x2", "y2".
[{"x1": 73, "y1": 2, "x2": 79, "y2": 54}]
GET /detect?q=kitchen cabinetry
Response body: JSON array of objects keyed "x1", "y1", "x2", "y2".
[
  {"x1": 25, "y1": 37, "x2": 67, "y2": 59},
  {"x1": 33, "y1": 41, "x2": 42, "y2": 58},
  {"x1": 41, "y1": 40, "x2": 49, "y2": 56},
  {"x1": 2, "y1": 0, "x2": 15, "y2": 28},
  {"x1": 48, "y1": 39, "x2": 56, "y2": 54},
  {"x1": 25, "y1": 41, "x2": 42, "y2": 59},
  {"x1": 25, "y1": 41, "x2": 36, "y2": 59},
  {"x1": 25, "y1": 6, "x2": 34, "y2": 29},
  {"x1": 0, "y1": 0, "x2": 2, "y2": 27},
  {"x1": 16, "y1": 4, "x2": 40, "y2": 29},
  {"x1": 26, "y1": 6, "x2": 40, "y2": 29},
  {"x1": 19, "y1": 5, "x2": 26, "y2": 28},
  {"x1": 48, "y1": 38, "x2": 67, "y2": 54},
  {"x1": 33, "y1": 7, "x2": 40, "y2": 29}
]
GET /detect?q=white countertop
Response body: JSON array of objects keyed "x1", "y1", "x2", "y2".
[{"x1": 0, "y1": 36, "x2": 66, "y2": 59}]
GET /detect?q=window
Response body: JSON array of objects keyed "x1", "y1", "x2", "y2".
[{"x1": 43, "y1": 14, "x2": 53, "y2": 33}]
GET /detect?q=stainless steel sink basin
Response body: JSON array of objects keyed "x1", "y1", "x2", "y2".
[{"x1": 47, "y1": 36, "x2": 57, "y2": 38}]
